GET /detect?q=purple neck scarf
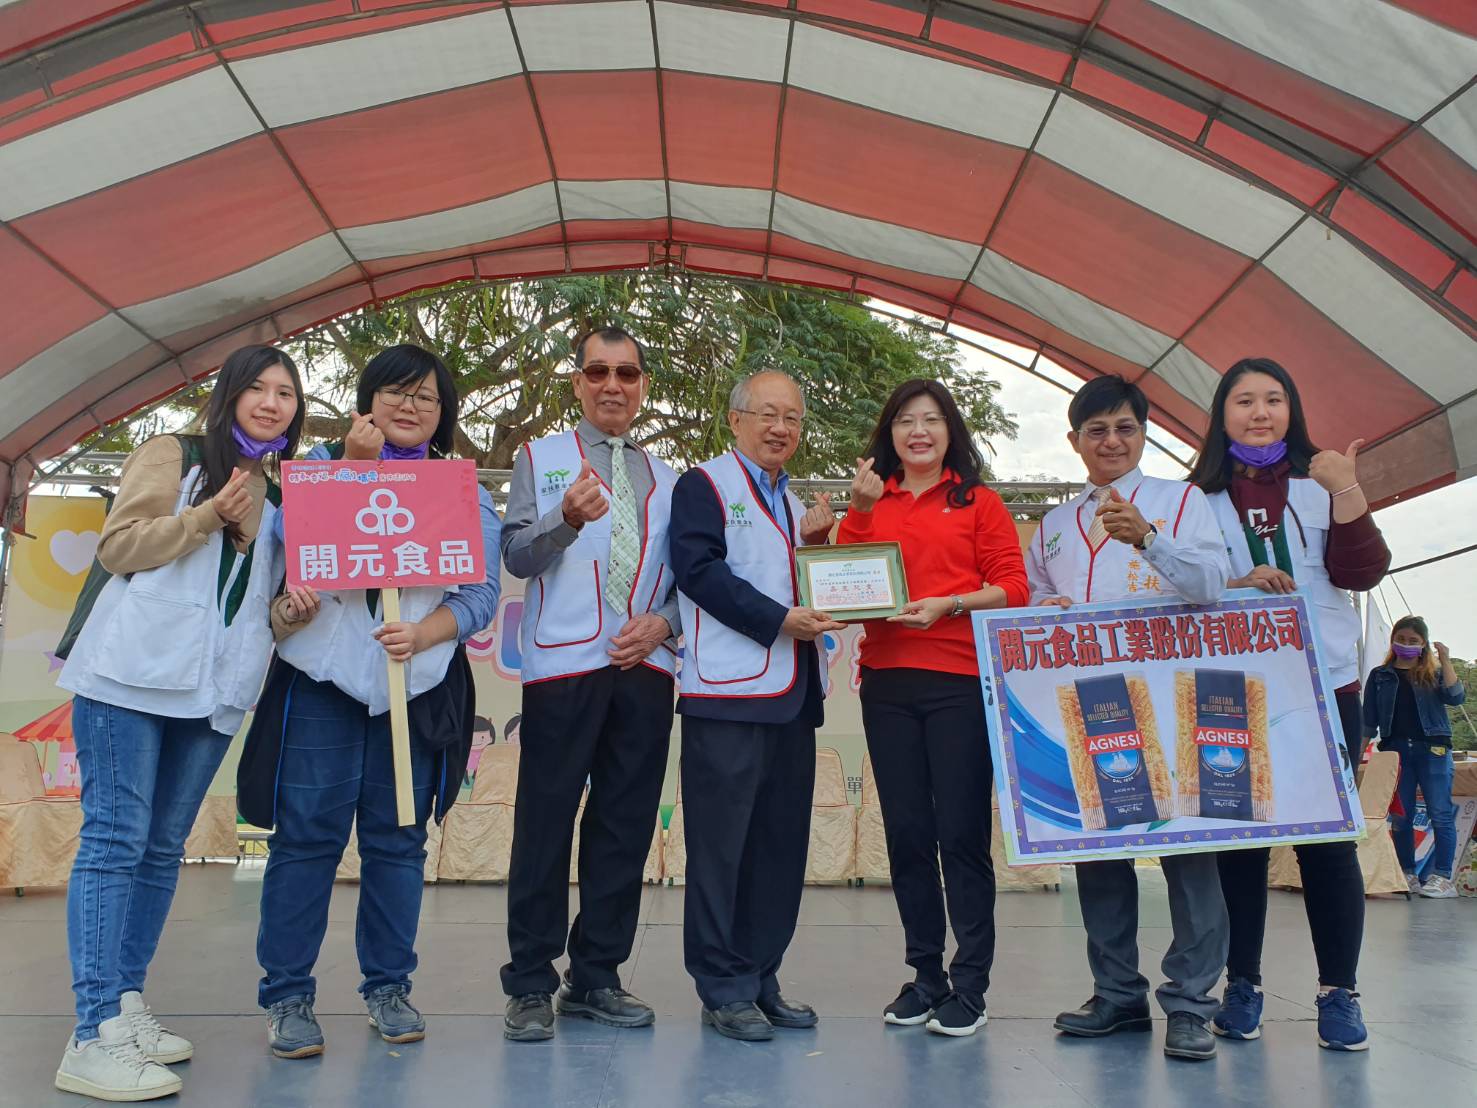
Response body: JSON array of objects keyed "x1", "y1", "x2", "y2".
[
  {"x1": 1228, "y1": 439, "x2": 1288, "y2": 468},
  {"x1": 381, "y1": 440, "x2": 429, "y2": 461},
  {"x1": 232, "y1": 422, "x2": 287, "y2": 459}
]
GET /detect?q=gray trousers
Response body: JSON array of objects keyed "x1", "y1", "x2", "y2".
[{"x1": 1075, "y1": 854, "x2": 1228, "y2": 1020}]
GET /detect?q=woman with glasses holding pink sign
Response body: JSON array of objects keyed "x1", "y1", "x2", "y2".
[{"x1": 240, "y1": 344, "x2": 501, "y2": 1061}]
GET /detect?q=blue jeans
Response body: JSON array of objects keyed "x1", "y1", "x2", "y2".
[
  {"x1": 256, "y1": 671, "x2": 434, "y2": 1008},
  {"x1": 1389, "y1": 740, "x2": 1458, "y2": 878},
  {"x1": 67, "y1": 695, "x2": 231, "y2": 1040}
]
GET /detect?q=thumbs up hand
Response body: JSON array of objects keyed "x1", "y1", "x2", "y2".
[
  {"x1": 1095, "y1": 487, "x2": 1152, "y2": 547},
  {"x1": 1309, "y1": 438, "x2": 1364, "y2": 494},
  {"x1": 561, "y1": 459, "x2": 609, "y2": 530}
]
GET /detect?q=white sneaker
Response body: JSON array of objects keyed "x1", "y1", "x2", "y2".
[
  {"x1": 55, "y1": 1014, "x2": 182, "y2": 1101},
  {"x1": 120, "y1": 991, "x2": 193, "y2": 1064},
  {"x1": 1404, "y1": 872, "x2": 1421, "y2": 896},
  {"x1": 1419, "y1": 875, "x2": 1458, "y2": 899}
]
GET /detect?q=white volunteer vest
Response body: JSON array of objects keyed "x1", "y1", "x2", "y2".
[
  {"x1": 60, "y1": 464, "x2": 284, "y2": 735},
  {"x1": 1206, "y1": 477, "x2": 1363, "y2": 687},
  {"x1": 678, "y1": 452, "x2": 821, "y2": 700},
  {"x1": 518, "y1": 430, "x2": 678, "y2": 683},
  {"x1": 1032, "y1": 474, "x2": 1197, "y2": 603},
  {"x1": 275, "y1": 579, "x2": 459, "y2": 717}
]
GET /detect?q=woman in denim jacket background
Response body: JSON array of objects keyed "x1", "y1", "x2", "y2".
[{"x1": 1363, "y1": 615, "x2": 1467, "y2": 898}]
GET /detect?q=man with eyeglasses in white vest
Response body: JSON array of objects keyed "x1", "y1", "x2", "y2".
[
  {"x1": 669, "y1": 370, "x2": 843, "y2": 1041},
  {"x1": 1025, "y1": 374, "x2": 1231, "y2": 1062},
  {"x1": 500, "y1": 326, "x2": 680, "y2": 1042}
]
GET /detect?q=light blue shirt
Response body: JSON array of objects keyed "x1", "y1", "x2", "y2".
[
  {"x1": 734, "y1": 449, "x2": 790, "y2": 529},
  {"x1": 277, "y1": 443, "x2": 503, "y2": 642}
]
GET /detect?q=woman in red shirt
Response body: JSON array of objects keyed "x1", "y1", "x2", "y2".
[{"x1": 836, "y1": 379, "x2": 1029, "y2": 1038}]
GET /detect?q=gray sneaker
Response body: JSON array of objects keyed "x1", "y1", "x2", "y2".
[
  {"x1": 119, "y1": 991, "x2": 193, "y2": 1064},
  {"x1": 365, "y1": 984, "x2": 426, "y2": 1044},
  {"x1": 55, "y1": 1014, "x2": 182, "y2": 1101},
  {"x1": 267, "y1": 996, "x2": 324, "y2": 1059}
]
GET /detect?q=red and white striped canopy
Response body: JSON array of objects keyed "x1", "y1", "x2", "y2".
[{"x1": 2, "y1": 1, "x2": 1475, "y2": 511}]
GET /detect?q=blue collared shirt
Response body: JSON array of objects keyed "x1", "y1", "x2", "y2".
[{"x1": 734, "y1": 449, "x2": 790, "y2": 527}]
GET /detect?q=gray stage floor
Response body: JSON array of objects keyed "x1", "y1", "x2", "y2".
[{"x1": 2, "y1": 863, "x2": 1472, "y2": 1107}]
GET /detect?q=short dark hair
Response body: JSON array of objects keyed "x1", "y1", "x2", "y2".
[
  {"x1": 1068, "y1": 375, "x2": 1149, "y2": 431},
  {"x1": 473, "y1": 715, "x2": 493, "y2": 733},
  {"x1": 503, "y1": 714, "x2": 522, "y2": 740},
  {"x1": 572, "y1": 326, "x2": 646, "y2": 373},
  {"x1": 1187, "y1": 357, "x2": 1319, "y2": 494},
  {"x1": 355, "y1": 343, "x2": 460, "y2": 458}
]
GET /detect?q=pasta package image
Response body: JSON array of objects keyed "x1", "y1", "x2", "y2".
[
  {"x1": 1058, "y1": 673, "x2": 1173, "y2": 831},
  {"x1": 1174, "y1": 668, "x2": 1273, "y2": 822}
]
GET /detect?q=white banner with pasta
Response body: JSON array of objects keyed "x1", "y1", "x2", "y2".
[{"x1": 973, "y1": 591, "x2": 1363, "y2": 864}]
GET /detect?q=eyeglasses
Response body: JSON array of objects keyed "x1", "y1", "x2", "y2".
[
  {"x1": 376, "y1": 387, "x2": 441, "y2": 413},
  {"x1": 892, "y1": 414, "x2": 946, "y2": 432},
  {"x1": 1077, "y1": 421, "x2": 1144, "y2": 442},
  {"x1": 734, "y1": 409, "x2": 804, "y2": 432},
  {"x1": 580, "y1": 362, "x2": 643, "y2": 384}
]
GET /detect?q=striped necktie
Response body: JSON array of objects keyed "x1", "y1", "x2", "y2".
[
  {"x1": 1086, "y1": 486, "x2": 1111, "y2": 549},
  {"x1": 603, "y1": 437, "x2": 640, "y2": 612}
]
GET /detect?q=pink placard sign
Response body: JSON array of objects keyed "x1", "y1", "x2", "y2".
[{"x1": 281, "y1": 459, "x2": 484, "y2": 590}]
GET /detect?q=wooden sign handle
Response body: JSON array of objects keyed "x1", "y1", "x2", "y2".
[{"x1": 381, "y1": 587, "x2": 416, "y2": 827}]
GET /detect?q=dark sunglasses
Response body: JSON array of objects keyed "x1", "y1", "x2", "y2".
[{"x1": 581, "y1": 362, "x2": 643, "y2": 384}]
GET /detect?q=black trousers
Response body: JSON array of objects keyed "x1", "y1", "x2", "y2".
[
  {"x1": 681, "y1": 713, "x2": 815, "y2": 1009},
  {"x1": 859, "y1": 667, "x2": 996, "y2": 1002},
  {"x1": 1216, "y1": 686, "x2": 1366, "y2": 990},
  {"x1": 500, "y1": 665, "x2": 673, "y2": 996}
]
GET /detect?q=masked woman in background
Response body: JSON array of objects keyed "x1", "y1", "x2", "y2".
[{"x1": 1364, "y1": 616, "x2": 1466, "y2": 899}]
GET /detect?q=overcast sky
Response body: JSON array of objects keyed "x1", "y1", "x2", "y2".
[{"x1": 951, "y1": 325, "x2": 1477, "y2": 661}]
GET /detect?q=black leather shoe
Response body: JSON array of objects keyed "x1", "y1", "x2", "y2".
[
  {"x1": 556, "y1": 979, "x2": 655, "y2": 1028},
  {"x1": 757, "y1": 994, "x2": 818, "y2": 1029},
  {"x1": 1164, "y1": 1011, "x2": 1216, "y2": 1060},
  {"x1": 701, "y1": 1002, "x2": 774, "y2": 1041},
  {"x1": 1053, "y1": 995, "x2": 1153, "y2": 1037},
  {"x1": 504, "y1": 993, "x2": 555, "y2": 1042}
]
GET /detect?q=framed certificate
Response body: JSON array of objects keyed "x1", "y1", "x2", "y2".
[{"x1": 795, "y1": 541, "x2": 909, "y2": 621}]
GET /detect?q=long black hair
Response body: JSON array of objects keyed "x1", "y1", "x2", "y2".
[
  {"x1": 1188, "y1": 357, "x2": 1320, "y2": 494},
  {"x1": 861, "y1": 378, "x2": 983, "y2": 509},
  {"x1": 191, "y1": 344, "x2": 304, "y2": 526},
  {"x1": 356, "y1": 343, "x2": 460, "y2": 458}
]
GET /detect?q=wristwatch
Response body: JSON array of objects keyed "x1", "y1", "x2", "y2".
[
  {"x1": 950, "y1": 595, "x2": 965, "y2": 618},
  {"x1": 1134, "y1": 523, "x2": 1158, "y2": 551}
]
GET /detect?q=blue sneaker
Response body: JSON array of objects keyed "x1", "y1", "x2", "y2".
[
  {"x1": 1210, "y1": 977, "x2": 1263, "y2": 1040},
  {"x1": 1316, "y1": 988, "x2": 1369, "y2": 1051}
]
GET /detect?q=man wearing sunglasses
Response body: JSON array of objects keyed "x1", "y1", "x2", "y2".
[{"x1": 500, "y1": 326, "x2": 680, "y2": 1042}]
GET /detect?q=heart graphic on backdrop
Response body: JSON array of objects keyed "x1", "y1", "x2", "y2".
[{"x1": 50, "y1": 530, "x2": 100, "y2": 576}]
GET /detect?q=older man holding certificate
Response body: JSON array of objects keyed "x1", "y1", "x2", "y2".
[
  {"x1": 835, "y1": 378, "x2": 1029, "y2": 1037},
  {"x1": 669, "y1": 370, "x2": 842, "y2": 1042}
]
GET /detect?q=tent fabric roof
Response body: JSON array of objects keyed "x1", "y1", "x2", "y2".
[{"x1": 1, "y1": 0, "x2": 1475, "y2": 512}]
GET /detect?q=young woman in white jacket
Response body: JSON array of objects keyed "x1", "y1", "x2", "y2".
[{"x1": 55, "y1": 344, "x2": 303, "y2": 1101}]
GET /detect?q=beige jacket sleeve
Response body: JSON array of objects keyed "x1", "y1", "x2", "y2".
[
  {"x1": 96, "y1": 436, "x2": 266, "y2": 575},
  {"x1": 269, "y1": 594, "x2": 308, "y2": 642}
]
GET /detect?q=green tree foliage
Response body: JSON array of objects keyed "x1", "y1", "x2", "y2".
[{"x1": 285, "y1": 274, "x2": 1016, "y2": 475}]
